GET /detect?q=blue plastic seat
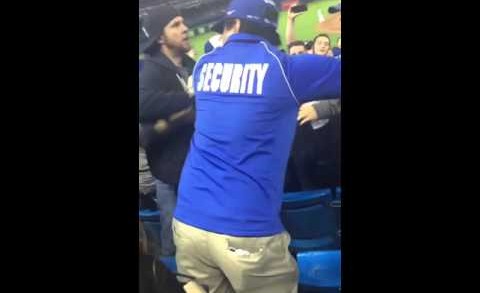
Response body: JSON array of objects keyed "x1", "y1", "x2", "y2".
[
  {"x1": 334, "y1": 187, "x2": 341, "y2": 200},
  {"x1": 281, "y1": 204, "x2": 337, "y2": 239},
  {"x1": 282, "y1": 189, "x2": 340, "y2": 253},
  {"x1": 282, "y1": 189, "x2": 333, "y2": 209},
  {"x1": 297, "y1": 250, "x2": 341, "y2": 288},
  {"x1": 289, "y1": 236, "x2": 337, "y2": 254},
  {"x1": 139, "y1": 209, "x2": 161, "y2": 222},
  {"x1": 159, "y1": 256, "x2": 177, "y2": 273}
]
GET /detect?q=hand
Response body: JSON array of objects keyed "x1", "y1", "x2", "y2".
[
  {"x1": 153, "y1": 119, "x2": 169, "y2": 133},
  {"x1": 297, "y1": 103, "x2": 319, "y2": 125},
  {"x1": 288, "y1": 7, "x2": 306, "y2": 21}
]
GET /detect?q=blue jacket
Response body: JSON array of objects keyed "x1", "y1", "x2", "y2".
[
  {"x1": 174, "y1": 33, "x2": 341, "y2": 236},
  {"x1": 332, "y1": 47, "x2": 341, "y2": 59}
]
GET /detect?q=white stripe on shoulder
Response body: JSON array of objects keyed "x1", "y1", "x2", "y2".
[{"x1": 259, "y1": 41, "x2": 300, "y2": 106}]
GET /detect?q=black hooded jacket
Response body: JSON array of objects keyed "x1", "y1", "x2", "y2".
[{"x1": 139, "y1": 50, "x2": 195, "y2": 186}]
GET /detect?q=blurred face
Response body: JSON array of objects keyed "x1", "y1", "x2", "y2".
[
  {"x1": 314, "y1": 36, "x2": 330, "y2": 55},
  {"x1": 289, "y1": 45, "x2": 306, "y2": 55},
  {"x1": 159, "y1": 16, "x2": 191, "y2": 53}
]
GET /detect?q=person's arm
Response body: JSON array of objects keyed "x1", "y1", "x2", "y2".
[
  {"x1": 317, "y1": 12, "x2": 341, "y2": 34},
  {"x1": 313, "y1": 99, "x2": 340, "y2": 118},
  {"x1": 150, "y1": 74, "x2": 196, "y2": 134},
  {"x1": 288, "y1": 54, "x2": 341, "y2": 103},
  {"x1": 139, "y1": 73, "x2": 193, "y2": 123},
  {"x1": 285, "y1": 8, "x2": 306, "y2": 49},
  {"x1": 153, "y1": 104, "x2": 195, "y2": 135},
  {"x1": 297, "y1": 99, "x2": 340, "y2": 125}
]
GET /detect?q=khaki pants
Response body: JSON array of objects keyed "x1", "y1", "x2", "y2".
[{"x1": 172, "y1": 219, "x2": 298, "y2": 293}]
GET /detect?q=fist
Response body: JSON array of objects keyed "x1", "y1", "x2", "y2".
[
  {"x1": 297, "y1": 103, "x2": 319, "y2": 125},
  {"x1": 153, "y1": 119, "x2": 169, "y2": 133}
]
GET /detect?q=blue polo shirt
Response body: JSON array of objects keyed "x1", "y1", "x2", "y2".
[{"x1": 174, "y1": 33, "x2": 341, "y2": 236}]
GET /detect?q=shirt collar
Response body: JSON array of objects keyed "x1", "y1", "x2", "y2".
[{"x1": 224, "y1": 33, "x2": 270, "y2": 45}]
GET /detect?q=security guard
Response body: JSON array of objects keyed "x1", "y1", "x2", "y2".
[{"x1": 173, "y1": 1, "x2": 341, "y2": 292}]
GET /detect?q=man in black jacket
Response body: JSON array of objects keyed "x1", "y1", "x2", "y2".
[
  {"x1": 292, "y1": 99, "x2": 341, "y2": 190},
  {"x1": 139, "y1": 4, "x2": 195, "y2": 257}
]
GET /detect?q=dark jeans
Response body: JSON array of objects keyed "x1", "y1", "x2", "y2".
[{"x1": 155, "y1": 179, "x2": 177, "y2": 256}]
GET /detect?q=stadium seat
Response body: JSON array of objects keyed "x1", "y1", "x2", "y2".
[
  {"x1": 297, "y1": 250, "x2": 341, "y2": 289},
  {"x1": 290, "y1": 236, "x2": 337, "y2": 254},
  {"x1": 299, "y1": 287, "x2": 339, "y2": 293},
  {"x1": 139, "y1": 208, "x2": 162, "y2": 256},
  {"x1": 281, "y1": 203, "x2": 337, "y2": 239},
  {"x1": 139, "y1": 209, "x2": 161, "y2": 222},
  {"x1": 335, "y1": 187, "x2": 341, "y2": 200},
  {"x1": 142, "y1": 220, "x2": 163, "y2": 257},
  {"x1": 282, "y1": 189, "x2": 333, "y2": 209},
  {"x1": 159, "y1": 256, "x2": 177, "y2": 273},
  {"x1": 281, "y1": 189, "x2": 340, "y2": 252}
]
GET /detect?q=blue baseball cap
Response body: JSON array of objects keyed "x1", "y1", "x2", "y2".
[{"x1": 212, "y1": 0, "x2": 279, "y2": 33}]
